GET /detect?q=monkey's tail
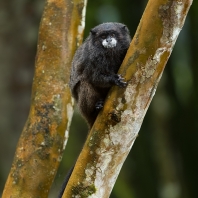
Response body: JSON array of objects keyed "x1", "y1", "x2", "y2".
[{"x1": 58, "y1": 166, "x2": 74, "y2": 198}]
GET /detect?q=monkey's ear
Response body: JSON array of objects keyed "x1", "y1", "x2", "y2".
[
  {"x1": 90, "y1": 29, "x2": 97, "y2": 35},
  {"x1": 121, "y1": 25, "x2": 129, "y2": 33},
  {"x1": 121, "y1": 25, "x2": 127, "y2": 30}
]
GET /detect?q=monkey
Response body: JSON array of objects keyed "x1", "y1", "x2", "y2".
[
  {"x1": 58, "y1": 22, "x2": 131, "y2": 197},
  {"x1": 69, "y1": 22, "x2": 131, "y2": 127}
]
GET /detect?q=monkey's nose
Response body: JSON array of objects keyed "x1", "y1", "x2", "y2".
[{"x1": 106, "y1": 37, "x2": 112, "y2": 43}]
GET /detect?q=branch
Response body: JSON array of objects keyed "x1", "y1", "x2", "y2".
[
  {"x1": 2, "y1": 0, "x2": 87, "y2": 197},
  {"x1": 62, "y1": 0, "x2": 192, "y2": 197}
]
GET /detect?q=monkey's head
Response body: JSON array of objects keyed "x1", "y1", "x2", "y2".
[{"x1": 89, "y1": 22, "x2": 131, "y2": 50}]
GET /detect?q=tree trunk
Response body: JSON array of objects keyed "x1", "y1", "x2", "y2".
[{"x1": 2, "y1": 0, "x2": 87, "y2": 197}]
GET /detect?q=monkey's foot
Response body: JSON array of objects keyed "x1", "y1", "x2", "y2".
[
  {"x1": 115, "y1": 74, "x2": 127, "y2": 87},
  {"x1": 95, "y1": 100, "x2": 104, "y2": 110}
]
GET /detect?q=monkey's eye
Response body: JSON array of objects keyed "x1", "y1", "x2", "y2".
[
  {"x1": 101, "y1": 34, "x2": 106, "y2": 39},
  {"x1": 112, "y1": 33, "x2": 115, "y2": 37}
]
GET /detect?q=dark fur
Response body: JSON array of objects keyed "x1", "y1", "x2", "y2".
[{"x1": 69, "y1": 22, "x2": 131, "y2": 127}]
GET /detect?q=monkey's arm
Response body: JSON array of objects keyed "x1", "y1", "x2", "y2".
[{"x1": 91, "y1": 73, "x2": 127, "y2": 88}]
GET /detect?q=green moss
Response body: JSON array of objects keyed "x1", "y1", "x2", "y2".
[{"x1": 72, "y1": 184, "x2": 96, "y2": 197}]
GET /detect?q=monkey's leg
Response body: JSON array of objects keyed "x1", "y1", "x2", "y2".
[{"x1": 77, "y1": 82, "x2": 102, "y2": 127}]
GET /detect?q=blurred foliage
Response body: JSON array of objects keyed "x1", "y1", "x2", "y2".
[{"x1": 0, "y1": 0, "x2": 197, "y2": 198}]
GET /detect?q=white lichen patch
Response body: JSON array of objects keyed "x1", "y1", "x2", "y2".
[
  {"x1": 63, "y1": 102, "x2": 74, "y2": 150},
  {"x1": 150, "y1": 86, "x2": 157, "y2": 99},
  {"x1": 95, "y1": 147, "x2": 101, "y2": 155},
  {"x1": 42, "y1": 43, "x2": 47, "y2": 51},
  {"x1": 137, "y1": 46, "x2": 166, "y2": 84},
  {"x1": 40, "y1": 141, "x2": 45, "y2": 146},
  {"x1": 85, "y1": 168, "x2": 94, "y2": 177},
  {"x1": 96, "y1": 154, "x2": 112, "y2": 172},
  {"x1": 50, "y1": 169, "x2": 56, "y2": 175},
  {"x1": 124, "y1": 83, "x2": 137, "y2": 105},
  {"x1": 63, "y1": 130, "x2": 69, "y2": 150},
  {"x1": 153, "y1": 47, "x2": 166, "y2": 62},
  {"x1": 74, "y1": 195, "x2": 81, "y2": 198},
  {"x1": 83, "y1": 165, "x2": 95, "y2": 186},
  {"x1": 139, "y1": 47, "x2": 147, "y2": 54},
  {"x1": 159, "y1": 1, "x2": 185, "y2": 46},
  {"x1": 52, "y1": 94, "x2": 61, "y2": 114},
  {"x1": 116, "y1": 98, "x2": 124, "y2": 111},
  {"x1": 67, "y1": 101, "x2": 74, "y2": 123},
  {"x1": 57, "y1": 156, "x2": 62, "y2": 162},
  {"x1": 77, "y1": 0, "x2": 88, "y2": 46},
  {"x1": 102, "y1": 134, "x2": 111, "y2": 148}
]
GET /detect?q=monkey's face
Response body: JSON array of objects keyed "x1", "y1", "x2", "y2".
[
  {"x1": 89, "y1": 23, "x2": 131, "y2": 50},
  {"x1": 90, "y1": 30, "x2": 118, "y2": 49}
]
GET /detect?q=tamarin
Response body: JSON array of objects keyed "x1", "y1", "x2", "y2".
[
  {"x1": 69, "y1": 22, "x2": 131, "y2": 127},
  {"x1": 58, "y1": 22, "x2": 131, "y2": 197}
]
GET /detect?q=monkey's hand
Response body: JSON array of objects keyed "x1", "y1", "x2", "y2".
[{"x1": 114, "y1": 74, "x2": 127, "y2": 87}]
